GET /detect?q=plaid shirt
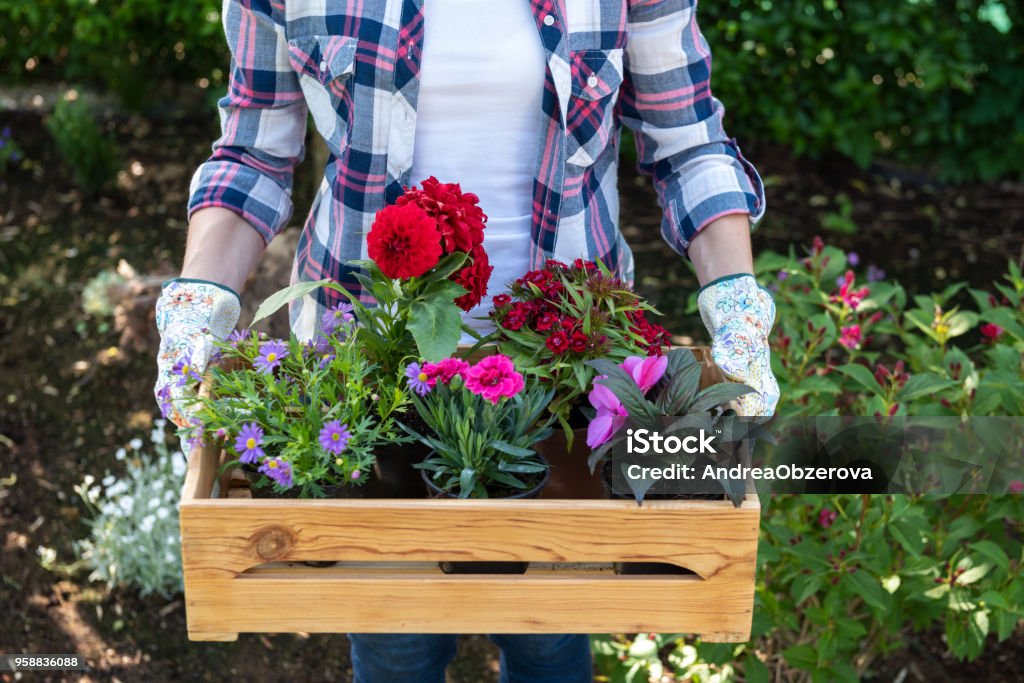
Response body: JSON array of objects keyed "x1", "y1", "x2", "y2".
[{"x1": 188, "y1": 0, "x2": 766, "y2": 335}]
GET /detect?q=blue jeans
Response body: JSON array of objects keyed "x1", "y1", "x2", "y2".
[{"x1": 348, "y1": 633, "x2": 593, "y2": 683}]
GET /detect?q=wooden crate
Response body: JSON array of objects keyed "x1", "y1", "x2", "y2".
[{"x1": 179, "y1": 348, "x2": 761, "y2": 642}]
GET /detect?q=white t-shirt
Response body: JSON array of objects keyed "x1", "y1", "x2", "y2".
[{"x1": 407, "y1": 0, "x2": 547, "y2": 338}]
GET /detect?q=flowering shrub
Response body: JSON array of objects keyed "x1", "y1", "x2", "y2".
[
  {"x1": 489, "y1": 258, "x2": 670, "y2": 434},
  {"x1": 186, "y1": 311, "x2": 407, "y2": 497},
  {"x1": 594, "y1": 493, "x2": 1024, "y2": 681},
  {"x1": 402, "y1": 354, "x2": 555, "y2": 498},
  {"x1": 746, "y1": 237, "x2": 1024, "y2": 417},
  {"x1": 584, "y1": 349, "x2": 762, "y2": 505},
  {"x1": 73, "y1": 421, "x2": 185, "y2": 598}
]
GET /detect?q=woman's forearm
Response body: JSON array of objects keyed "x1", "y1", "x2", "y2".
[
  {"x1": 180, "y1": 207, "x2": 267, "y2": 294},
  {"x1": 686, "y1": 213, "x2": 755, "y2": 286}
]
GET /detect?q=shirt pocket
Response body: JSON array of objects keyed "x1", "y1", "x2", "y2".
[
  {"x1": 565, "y1": 48, "x2": 624, "y2": 168},
  {"x1": 287, "y1": 35, "x2": 358, "y2": 155}
]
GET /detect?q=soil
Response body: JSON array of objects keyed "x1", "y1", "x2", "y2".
[{"x1": 2, "y1": 96, "x2": 1023, "y2": 682}]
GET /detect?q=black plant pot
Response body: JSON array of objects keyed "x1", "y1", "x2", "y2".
[
  {"x1": 421, "y1": 461, "x2": 550, "y2": 575},
  {"x1": 363, "y1": 441, "x2": 433, "y2": 498},
  {"x1": 600, "y1": 461, "x2": 717, "y2": 576}
]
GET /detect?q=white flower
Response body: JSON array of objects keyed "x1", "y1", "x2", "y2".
[
  {"x1": 118, "y1": 497, "x2": 134, "y2": 513},
  {"x1": 129, "y1": 438, "x2": 143, "y2": 450},
  {"x1": 148, "y1": 498, "x2": 160, "y2": 509},
  {"x1": 115, "y1": 448, "x2": 126, "y2": 461},
  {"x1": 87, "y1": 486, "x2": 101, "y2": 503},
  {"x1": 102, "y1": 475, "x2": 116, "y2": 487},
  {"x1": 83, "y1": 474, "x2": 96, "y2": 487},
  {"x1": 156, "y1": 507, "x2": 169, "y2": 519},
  {"x1": 101, "y1": 502, "x2": 118, "y2": 516},
  {"x1": 107, "y1": 482, "x2": 128, "y2": 497},
  {"x1": 152, "y1": 480, "x2": 164, "y2": 492},
  {"x1": 171, "y1": 457, "x2": 186, "y2": 478},
  {"x1": 164, "y1": 551, "x2": 176, "y2": 563},
  {"x1": 139, "y1": 516, "x2": 155, "y2": 533}
]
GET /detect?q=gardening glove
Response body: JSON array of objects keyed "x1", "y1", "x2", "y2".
[
  {"x1": 154, "y1": 279, "x2": 240, "y2": 439},
  {"x1": 697, "y1": 274, "x2": 780, "y2": 419}
]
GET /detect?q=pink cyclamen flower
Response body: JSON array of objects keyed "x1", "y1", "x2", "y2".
[
  {"x1": 818, "y1": 508, "x2": 837, "y2": 528},
  {"x1": 463, "y1": 354, "x2": 525, "y2": 404},
  {"x1": 830, "y1": 271, "x2": 870, "y2": 310},
  {"x1": 839, "y1": 324, "x2": 862, "y2": 349},
  {"x1": 424, "y1": 357, "x2": 471, "y2": 384},
  {"x1": 1009, "y1": 480, "x2": 1024, "y2": 494},
  {"x1": 620, "y1": 355, "x2": 668, "y2": 394},
  {"x1": 586, "y1": 380, "x2": 629, "y2": 448}
]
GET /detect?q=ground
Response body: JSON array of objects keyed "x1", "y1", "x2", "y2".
[{"x1": 1, "y1": 100, "x2": 1022, "y2": 682}]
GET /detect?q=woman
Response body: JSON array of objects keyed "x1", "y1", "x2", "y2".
[{"x1": 155, "y1": 1, "x2": 779, "y2": 680}]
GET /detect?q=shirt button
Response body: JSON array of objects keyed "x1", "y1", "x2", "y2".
[
  {"x1": 543, "y1": 14, "x2": 555, "y2": 26},
  {"x1": 587, "y1": 75, "x2": 599, "y2": 88},
  {"x1": 319, "y1": 59, "x2": 328, "y2": 71}
]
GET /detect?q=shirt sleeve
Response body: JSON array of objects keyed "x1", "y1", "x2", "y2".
[
  {"x1": 187, "y1": 0, "x2": 308, "y2": 244},
  {"x1": 617, "y1": 0, "x2": 766, "y2": 257}
]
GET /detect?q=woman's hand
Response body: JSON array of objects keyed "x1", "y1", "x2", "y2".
[
  {"x1": 154, "y1": 279, "x2": 240, "y2": 433},
  {"x1": 697, "y1": 274, "x2": 780, "y2": 418}
]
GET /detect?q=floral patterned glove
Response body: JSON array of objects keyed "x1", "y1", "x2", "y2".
[
  {"x1": 697, "y1": 274, "x2": 780, "y2": 418},
  {"x1": 154, "y1": 279, "x2": 240, "y2": 433}
]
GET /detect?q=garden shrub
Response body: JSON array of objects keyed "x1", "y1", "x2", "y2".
[
  {"x1": 45, "y1": 96, "x2": 119, "y2": 192},
  {"x1": 0, "y1": 0, "x2": 227, "y2": 107},
  {"x1": 698, "y1": 0, "x2": 1024, "y2": 181},
  {"x1": 592, "y1": 238, "x2": 1023, "y2": 680},
  {"x1": 73, "y1": 420, "x2": 186, "y2": 599}
]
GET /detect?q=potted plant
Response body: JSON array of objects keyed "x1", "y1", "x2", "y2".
[
  {"x1": 184, "y1": 313, "x2": 406, "y2": 500},
  {"x1": 400, "y1": 353, "x2": 556, "y2": 573},
  {"x1": 486, "y1": 258, "x2": 670, "y2": 496},
  {"x1": 249, "y1": 177, "x2": 494, "y2": 496}
]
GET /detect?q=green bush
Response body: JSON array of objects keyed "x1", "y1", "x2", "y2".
[
  {"x1": 699, "y1": 0, "x2": 1024, "y2": 181},
  {"x1": 0, "y1": 0, "x2": 227, "y2": 106},
  {"x1": 46, "y1": 96, "x2": 119, "y2": 192},
  {"x1": 594, "y1": 493, "x2": 1024, "y2": 681}
]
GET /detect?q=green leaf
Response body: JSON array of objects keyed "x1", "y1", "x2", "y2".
[
  {"x1": 744, "y1": 653, "x2": 770, "y2": 683},
  {"x1": 970, "y1": 541, "x2": 1010, "y2": 576},
  {"x1": 251, "y1": 278, "x2": 334, "y2": 325},
  {"x1": 835, "y1": 363, "x2": 884, "y2": 397},
  {"x1": 845, "y1": 571, "x2": 889, "y2": 612},
  {"x1": 897, "y1": 373, "x2": 957, "y2": 402},
  {"x1": 407, "y1": 298, "x2": 463, "y2": 362}
]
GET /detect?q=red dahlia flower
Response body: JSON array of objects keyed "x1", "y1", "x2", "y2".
[
  {"x1": 396, "y1": 176, "x2": 486, "y2": 254},
  {"x1": 452, "y1": 245, "x2": 493, "y2": 311},
  {"x1": 367, "y1": 203, "x2": 442, "y2": 279}
]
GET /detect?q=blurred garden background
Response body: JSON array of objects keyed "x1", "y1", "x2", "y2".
[{"x1": 2, "y1": 0, "x2": 1023, "y2": 681}]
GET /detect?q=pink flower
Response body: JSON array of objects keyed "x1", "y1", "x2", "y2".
[
  {"x1": 839, "y1": 324, "x2": 862, "y2": 349},
  {"x1": 830, "y1": 271, "x2": 870, "y2": 310},
  {"x1": 423, "y1": 357, "x2": 471, "y2": 384},
  {"x1": 980, "y1": 323, "x2": 1004, "y2": 342},
  {"x1": 1009, "y1": 480, "x2": 1024, "y2": 494},
  {"x1": 464, "y1": 354, "x2": 525, "y2": 404},
  {"x1": 818, "y1": 508, "x2": 837, "y2": 528},
  {"x1": 620, "y1": 355, "x2": 668, "y2": 394},
  {"x1": 587, "y1": 381, "x2": 629, "y2": 448}
]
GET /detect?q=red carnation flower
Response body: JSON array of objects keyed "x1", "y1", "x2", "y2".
[
  {"x1": 492, "y1": 294, "x2": 511, "y2": 308},
  {"x1": 561, "y1": 316, "x2": 578, "y2": 331},
  {"x1": 546, "y1": 331, "x2": 570, "y2": 354},
  {"x1": 502, "y1": 303, "x2": 530, "y2": 331},
  {"x1": 534, "y1": 311, "x2": 561, "y2": 332},
  {"x1": 396, "y1": 176, "x2": 486, "y2": 254},
  {"x1": 569, "y1": 331, "x2": 589, "y2": 354},
  {"x1": 452, "y1": 245, "x2": 493, "y2": 311},
  {"x1": 367, "y1": 203, "x2": 442, "y2": 279}
]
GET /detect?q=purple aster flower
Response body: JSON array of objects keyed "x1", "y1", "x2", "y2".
[
  {"x1": 227, "y1": 328, "x2": 252, "y2": 347},
  {"x1": 259, "y1": 457, "x2": 293, "y2": 489},
  {"x1": 172, "y1": 354, "x2": 202, "y2": 387},
  {"x1": 318, "y1": 354, "x2": 336, "y2": 370},
  {"x1": 235, "y1": 422, "x2": 265, "y2": 464},
  {"x1": 405, "y1": 362, "x2": 433, "y2": 396},
  {"x1": 776, "y1": 270, "x2": 788, "y2": 281},
  {"x1": 867, "y1": 264, "x2": 886, "y2": 282},
  {"x1": 319, "y1": 420, "x2": 352, "y2": 455},
  {"x1": 320, "y1": 302, "x2": 355, "y2": 337},
  {"x1": 253, "y1": 340, "x2": 289, "y2": 374},
  {"x1": 847, "y1": 251, "x2": 860, "y2": 267},
  {"x1": 351, "y1": 470, "x2": 361, "y2": 481}
]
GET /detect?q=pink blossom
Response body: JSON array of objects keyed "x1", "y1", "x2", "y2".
[
  {"x1": 839, "y1": 324, "x2": 862, "y2": 349},
  {"x1": 980, "y1": 323, "x2": 1004, "y2": 342},
  {"x1": 818, "y1": 508, "x2": 837, "y2": 528},
  {"x1": 620, "y1": 355, "x2": 668, "y2": 394},
  {"x1": 830, "y1": 271, "x2": 870, "y2": 310},
  {"x1": 1009, "y1": 480, "x2": 1024, "y2": 494},
  {"x1": 463, "y1": 354, "x2": 525, "y2": 404},
  {"x1": 587, "y1": 381, "x2": 629, "y2": 448},
  {"x1": 423, "y1": 357, "x2": 471, "y2": 384}
]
